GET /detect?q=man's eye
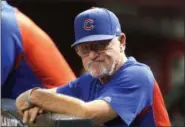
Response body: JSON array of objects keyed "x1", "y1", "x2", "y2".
[
  {"x1": 98, "y1": 43, "x2": 107, "y2": 49},
  {"x1": 83, "y1": 45, "x2": 89, "y2": 50},
  {"x1": 80, "y1": 45, "x2": 89, "y2": 53}
]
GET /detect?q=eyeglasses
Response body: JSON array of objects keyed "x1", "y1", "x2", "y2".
[
  {"x1": 74, "y1": 36, "x2": 121, "y2": 57},
  {"x1": 75, "y1": 40, "x2": 112, "y2": 57}
]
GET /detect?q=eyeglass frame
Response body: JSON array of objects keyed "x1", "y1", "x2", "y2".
[{"x1": 74, "y1": 36, "x2": 121, "y2": 58}]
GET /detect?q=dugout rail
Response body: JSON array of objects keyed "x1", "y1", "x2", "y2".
[{"x1": 1, "y1": 99, "x2": 96, "y2": 127}]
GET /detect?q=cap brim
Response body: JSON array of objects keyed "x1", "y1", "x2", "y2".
[{"x1": 71, "y1": 35, "x2": 116, "y2": 47}]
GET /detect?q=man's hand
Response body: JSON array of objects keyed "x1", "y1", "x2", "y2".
[
  {"x1": 16, "y1": 90, "x2": 31, "y2": 113},
  {"x1": 22, "y1": 107, "x2": 44, "y2": 123}
]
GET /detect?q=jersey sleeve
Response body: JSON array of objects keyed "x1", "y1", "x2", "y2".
[
  {"x1": 1, "y1": 6, "x2": 22, "y2": 86},
  {"x1": 1, "y1": 26, "x2": 16, "y2": 86},
  {"x1": 56, "y1": 77, "x2": 81, "y2": 98},
  {"x1": 97, "y1": 66, "x2": 154, "y2": 126},
  {"x1": 15, "y1": 10, "x2": 76, "y2": 88}
]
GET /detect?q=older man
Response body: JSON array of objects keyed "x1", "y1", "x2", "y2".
[{"x1": 16, "y1": 7, "x2": 171, "y2": 127}]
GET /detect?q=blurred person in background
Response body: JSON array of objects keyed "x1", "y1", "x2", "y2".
[
  {"x1": 16, "y1": 7, "x2": 170, "y2": 126},
  {"x1": 1, "y1": 1, "x2": 76, "y2": 99}
]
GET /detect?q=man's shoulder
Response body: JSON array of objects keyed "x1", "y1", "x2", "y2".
[
  {"x1": 113, "y1": 57, "x2": 155, "y2": 87},
  {"x1": 119, "y1": 57, "x2": 153, "y2": 77},
  {"x1": 2, "y1": 4, "x2": 17, "y2": 32},
  {"x1": 125, "y1": 62, "x2": 152, "y2": 76}
]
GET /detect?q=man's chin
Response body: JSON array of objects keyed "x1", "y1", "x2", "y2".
[
  {"x1": 88, "y1": 71, "x2": 102, "y2": 78},
  {"x1": 89, "y1": 70, "x2": 109, "y2": 78},
  {"x1": 87, "y1": 67, "x2": 110, "y2": 78}
]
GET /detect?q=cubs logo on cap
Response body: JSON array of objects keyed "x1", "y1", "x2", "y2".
[
  {"x1": 84, "y1": 19, "x2": 94, "y2": 31},
  {"x1": 72, "y1": 7, "x2": 122, "y2": 47}
]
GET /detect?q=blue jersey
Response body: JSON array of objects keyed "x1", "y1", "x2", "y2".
[{"x1": 57, "y1": 57, "x2": 170, "y2": 127}]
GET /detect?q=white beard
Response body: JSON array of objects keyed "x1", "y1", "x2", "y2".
[{"x1": 88, "y1": 60, "x2": 116, "y2": 78}]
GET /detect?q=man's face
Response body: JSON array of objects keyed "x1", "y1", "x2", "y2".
[{"x1": 75, "y1": 36, "x2": 124, "y2": 78}]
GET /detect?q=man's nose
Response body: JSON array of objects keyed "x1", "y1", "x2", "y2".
[{"x1": 88, "y1": 50, "x2": 99, "y2": 59}]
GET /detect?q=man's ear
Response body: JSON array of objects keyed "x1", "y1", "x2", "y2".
[
  {"x1": 119, "y1": 33, "x2": 126, "y2": 52},
  {"x1": 119, "y1": 33, "x2": 126, "y2": 46}
]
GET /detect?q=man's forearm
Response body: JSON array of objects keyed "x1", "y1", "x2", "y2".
[{"x1": 29, "y1": 89, "x2": 86, "y2": 118}]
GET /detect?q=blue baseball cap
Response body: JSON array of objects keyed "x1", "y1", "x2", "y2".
[{"x1": 71, "y1": 7, "x2": 122, "y2": 47}]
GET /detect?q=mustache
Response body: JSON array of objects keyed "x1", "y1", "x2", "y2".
[{"x1": 87, "y1": 60, "x2": 104, "y2": 68}]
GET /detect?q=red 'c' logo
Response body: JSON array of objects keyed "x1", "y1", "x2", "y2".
[{"x1": 84, "y1": 19, "x2": 94, "y2": 31}]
